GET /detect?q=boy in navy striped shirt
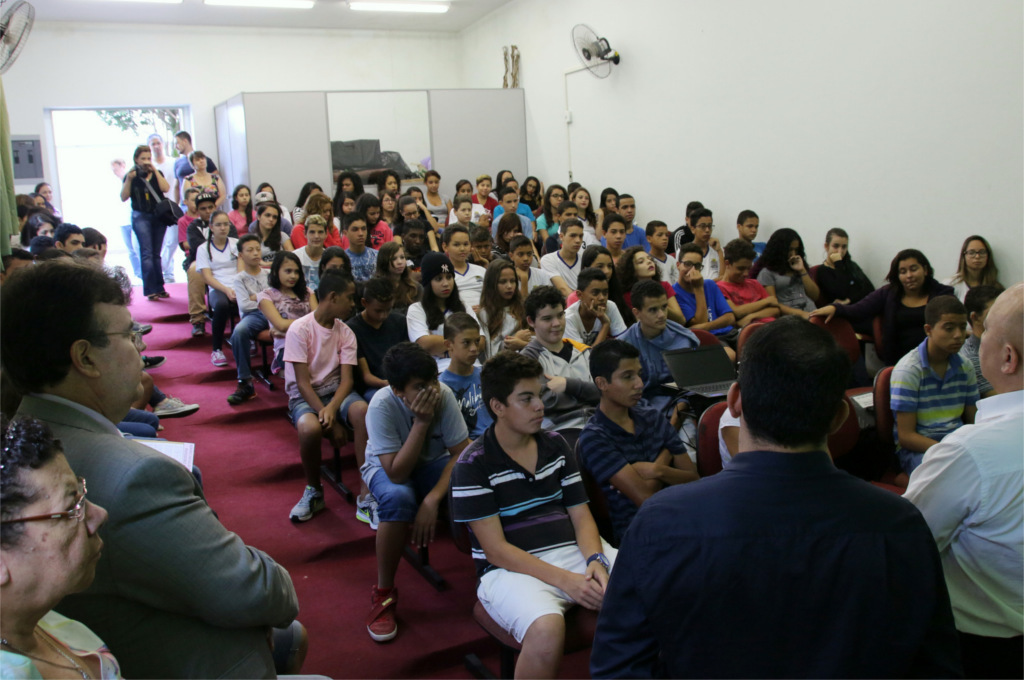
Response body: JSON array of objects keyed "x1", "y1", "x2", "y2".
[{"x1": 451, "y1": 351, "x2": 615, "y2": 678}]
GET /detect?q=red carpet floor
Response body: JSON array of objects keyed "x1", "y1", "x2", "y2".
[{"x1": 132, "y1": 284, "x2": 593, "y2": 679}]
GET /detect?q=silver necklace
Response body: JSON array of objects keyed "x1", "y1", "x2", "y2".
[{"x1": 1, "y1": 628, "x2": 91, "y2": 679}]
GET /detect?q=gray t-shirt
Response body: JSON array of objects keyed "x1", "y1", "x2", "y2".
[
  {"x1": 756, "y1": 268, "x2": 816, "y2": 313},
  {"x1": 362, "y1": 382, "x2": 468, "y2": 484}
]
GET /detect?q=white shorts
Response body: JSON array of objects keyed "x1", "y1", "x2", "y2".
[{"x1": 476, "y1": 540, "x2": 617, "y2": 643}]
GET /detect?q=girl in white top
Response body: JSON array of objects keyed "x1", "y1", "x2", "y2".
[
  {"x1": 944, "y1": 234, "x2": 1002, "y2": 302},
  {"x1": 407, "y1": 252, "x2": 467, "y2": 372},
  {"x1": 571, "y1": 186, "x2": 599, "y2": 245},
  {"x1": 423, "y1": 170, "x2": 452, "y2": 226},
  {"x1": 475, "y1": 259, "x2": 532, "y2": 359},
  {"x1": 196, "y1": 210, "x2": 240, "y2": 366}
]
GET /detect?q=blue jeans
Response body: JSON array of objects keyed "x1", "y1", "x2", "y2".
[
  {"x1": 231, "y1": 311, "x2": 269, "y2": 381},
  {"x1": 365, "y1": 454, "x2": 450, "y2": 523},
  {"x1": 118, "y1": 407, "x2": 159, "y2": 437},
  {"x1": 120, "y1": 223, "x2": 142, "y2": 279},
  {"x1": 132, "y1": 211, "x2": 167, "y2": 297},
  {"x1": 160, "y1": 225, "x2": 178, "y2": 283}
]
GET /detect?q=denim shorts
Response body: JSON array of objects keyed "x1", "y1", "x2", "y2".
[{"x1": 288, "y1": 390, "x2": 365, "y2": 428}]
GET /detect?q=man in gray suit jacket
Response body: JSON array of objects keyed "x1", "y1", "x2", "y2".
[{"x1": 1, "y1": 262, "x2": 299, "y2": 679}]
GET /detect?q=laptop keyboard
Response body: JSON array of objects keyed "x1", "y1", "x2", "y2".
[{"x1": 693, "y1": 381, "x2": 735, "y2": 394}]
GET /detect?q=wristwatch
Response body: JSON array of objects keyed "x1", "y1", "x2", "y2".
[{"x1": 586, "y1": 552, "x2": 610, "y2": 570}]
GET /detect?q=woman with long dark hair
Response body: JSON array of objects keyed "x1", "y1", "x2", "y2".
[
  {"x1": 749, "y1": 228, "x2": 819, "y2": 318},
  {"x1": 945, "y1": 234, "x2": 1002, "y2": 301}
]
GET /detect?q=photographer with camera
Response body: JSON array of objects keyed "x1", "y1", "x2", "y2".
[{"x1": 120, "y1": 144, "x2": 172, "y2": 301}]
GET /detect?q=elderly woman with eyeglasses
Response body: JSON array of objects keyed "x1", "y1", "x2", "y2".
[{"x1": 0, "y1": 416, "x2": 117, "y2": 679}]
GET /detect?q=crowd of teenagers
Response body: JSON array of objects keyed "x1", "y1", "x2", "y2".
[{"x1": 3, "y1": 140, "x2": 1020, "y2": 679}]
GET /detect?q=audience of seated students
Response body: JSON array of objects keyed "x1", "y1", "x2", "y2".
[
  {"x1": 441, "y1": 225, "x2": 486, "y2": 311},
  {"x1": 540, "y1": 215, "x2": 585, "y2": 289},
  {"x1": 450, "y1": 350, "x2": 616, "y2": 678},
  {"x1": 716, "y1": 239, "x2": 780, "y2": 327},
  {"x1": 891, "y1": 295, "x2": 979, "y2": 477},
  {"x1": 291, "y1": 193, "x2": 342, "y2": 249},
  {"x1": 227, "y1": 184, "x2": 253, "y2": 233},
  {"x1": 259, "y1": 250, "x2": 315, "y2": 373},
  {"x1": 363, "y1": 342, "x2": 470, "y2": 642},
  {"x1": 600, "y1": 213, "x2": 628, "y2": 264},
  {"x1": 291, "y1": 181, "x2": 323, "y2": 225},
  {"x1": 294, "y1": 214, "x2": 328, "y2": 290},
  {"x1": 579, "y1": 339, "x2": 699, "y2": 543},
  {"x1": 594, "y1": 187, "x2": 618, "y2": 241},
  {"x1": 904, "y1": 284, "x2": 1024, "y2": 680},
  {"x1": 534, "y1": 185, "x2": 567, "y2": 246},
  {"x1": 343, "y1": 212, "x2": 378, "y2": 283},
  {"x1": 734, "y1": 208, "x2": 766, "y2": 258},
  {"x1": 960, "y1": 285, "x2": 1001, "y2": 399},
  {"x1": 750, "y1": 227, "x2": 820, "y2": 318},
  {"x1": 591, "y1": 316, "x2": 961, "y2": 679},
  {"x1": 475, "y1": 259, "x2": 532, "y2": 358},
  {"x1": 670, "y1": 200, "x2": 704, "y2": 254},
  {"x1": 3, "y1": 262, "x2": 303, "y2": 679},
  {"x1": 407, "y1": 252, "x2": 466, "y2": 370},
  {"x1": 945, "y1": 234, "x2": 1003, "y2": 301},
  {"x1": 619, "y1": 280, "x2": 700, "y2": 421},
  {"x1": 53, "y1": 223, "x2": 85, "y2": 253},
  {"x1": 283, "y1": 269, "x2": 360, "y2": 523},
  {"x1": 440, "y1": 312, "x2": 494, "y2": 440},
  {"x1": 519, "y1": 286, "x2": 599, "y2": 447},
  {"x1": 469, "y1": 225, "x2": 493, "y2": 266},
  {"x1": 673, "y1": 243, "x2": 739, "y2": 349},
  {"x1": 644, "y1": 219, "x2": 677, "y2": 283},
  {"x1": 564, "y1": 267, "x2": 628, "y2": 346},
  {"x1": 226, "y1": 234, "x2": 271, "y2": 405},
  {"x1": 687, "y1": 208, "x2": 725, "y2": 281},
  {"x1": 618, "y1": 245, "x2": 686, "y2": 325},
  {"x1": 253, "y1": 200, "x2": 292, "y2": 265},
  {"x1": 502, "y1": 234, "x2": 557, "y2": 299},
  {"x1": 346, "y1": 277, "x2": 410, "y2": 528},
  {"x1": 195, "y1": 210, "x2": 241, "y2": 368},
  {"x1": 813, "y1": 248, "x2": 955, "y2": 366},
  {"x1": 1, "y1": 416, "x2": 119, "y2": 680},
  {"x1": 373, "y1": 242, "x2": 421, "y2": 313},
  {"x1": 542, "y1": 202, "x2": 581, "y2": 256}
]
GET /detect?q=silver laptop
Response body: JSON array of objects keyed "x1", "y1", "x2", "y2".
[{"x1": 661, "y1": 345, "x2": 737, "y2": 398}]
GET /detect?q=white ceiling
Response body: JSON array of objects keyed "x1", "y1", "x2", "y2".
[{"x1": 30, "y1": 0, "x2": 513, "y2": 33}]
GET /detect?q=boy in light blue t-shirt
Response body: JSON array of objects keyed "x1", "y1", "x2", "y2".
[
  {"x1": 344, "y1": 212, "x2": 378, "y2": 282},
  {"x1": 440, "y1": 312, "x2": 493, "y2": 440}
]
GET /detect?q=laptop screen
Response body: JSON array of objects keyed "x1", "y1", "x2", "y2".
[{"x1": 662, "y1": 345, "x2": 736, "y2": 387}]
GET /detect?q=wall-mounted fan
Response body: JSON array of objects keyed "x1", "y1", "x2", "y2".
[
  {"x1": 570, "y1": 23, "x2": 620, "y2": 79},
  {"x1": 0, "y1": 0, "x2": 34, "y2": 75}
]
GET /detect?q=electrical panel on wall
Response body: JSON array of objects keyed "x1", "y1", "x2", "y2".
[{"x1": 12, "y1": 136, "x2": 43, "y2": 181}]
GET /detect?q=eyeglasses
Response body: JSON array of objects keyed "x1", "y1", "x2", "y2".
[
  {"x1": 963, "y1": 249, "x2": 987, "y2": 258},
  {"x1": 89, "y1": 326, "x2": 144, "y2": 350},
  {"x1": 694, "y1": 224, "x2": 715, "y2": 231},
  {"x1": 1, "y1": 478, "x2": 88, "y2": 524},
  {"x1": 679, "y1": 260, "x2": 699, "y2": 269}
]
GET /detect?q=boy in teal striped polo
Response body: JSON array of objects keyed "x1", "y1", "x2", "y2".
[{"x1": 891, "y1": 295, "x2": 979, "y2": 475}]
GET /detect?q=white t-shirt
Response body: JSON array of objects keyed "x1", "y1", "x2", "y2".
[
  {"x1": 407, "y1": 302, "x2": 452, "y2": 372},
  {"x1": 563, "y1": 300, "x2": 626, "y2": 345},
  {"x1": 448, "y1": 204, "x2": 489, "y2": 226},
  {"x1": 476, "y1": 307, "x2": 523, "y2": 359},
  {"x1": 195, "y1": 237, "x2": 238, "y2": 288},
  {"x1": 540, "y1": 251, "x2": 582, "y2": 290},
  {"x1": 701, "y1": 246, "x2": 722, "y2": 281},
  {"x1": 295, "y1": 247, "x2": 323, "y2": 290},
  {"x1": 521, "y1": 267, "x2": 554, "y2": 295},
  {"x1": 453, "y1": 262, "x2": 487, "y2": 310},
  {"x1": 718, "y1": 408, "x2": 740, "y2": 469},
  {"x1": 653, "y1": 253, "x2": 678, "y2": 285}
]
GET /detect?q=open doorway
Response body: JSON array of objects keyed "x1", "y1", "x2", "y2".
[{"x1": 49, "y1": 107, "x2": 188, "y2": 284}]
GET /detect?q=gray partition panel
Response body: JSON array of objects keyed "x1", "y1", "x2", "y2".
[
  {"x1": 241, "y1": 92, "x2": 331, "y2": 214},
  {"x1": 214, "y1": 94, "x2": 248, "y2": 194},
  {"x1": 428, "y1": 89, "x2": 527, "y2": 198}
]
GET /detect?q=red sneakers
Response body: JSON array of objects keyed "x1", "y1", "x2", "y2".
[{"x1": 367, "y1": 586, "x2": 398, "y2": 642}]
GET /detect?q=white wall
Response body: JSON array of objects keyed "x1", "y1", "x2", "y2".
[
  {"x1": 5, "y1": 21, "x2": 461, "y2": 205},
  {"x1": 459, "y1": 0, "x2": 1024, "y2": 286}
]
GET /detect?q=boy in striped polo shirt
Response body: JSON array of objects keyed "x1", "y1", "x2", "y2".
[
  {"x1": 451, "y1": 351, "x2": 616, "y2": 678},
  {"x1": 891, "y1": 295, "x2": 979, "y2": 475}
]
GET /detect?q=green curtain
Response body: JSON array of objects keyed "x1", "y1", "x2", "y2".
[{"x1": 0, "y1": 75, "x2": 15, "y2": 264}]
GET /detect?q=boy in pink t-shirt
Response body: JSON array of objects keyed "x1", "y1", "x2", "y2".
[
  {"x1": 716, "y1": 239, "x2": 780, "y2": 327},
  {"x1": 284, "y1": 268, "x2": 363, "y2": 523}
]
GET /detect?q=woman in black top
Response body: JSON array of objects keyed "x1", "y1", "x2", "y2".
[
  {"x1": 815, "y1": 228, "x2": 874, "y2": 333},
  {"x1": 119, "y1": 144, "x2": 171, "y2": 300}
]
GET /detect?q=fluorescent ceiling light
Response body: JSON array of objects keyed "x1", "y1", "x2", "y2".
[
  {"x1": 97, "y1": 0, "x2": 183, "y2": 4},
  {"x1": 347, "y1": 1, "x2": 450, "y2": 13},
  {"x1": 205, "y1": 0, "x2": 314, "y2": 7}
]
